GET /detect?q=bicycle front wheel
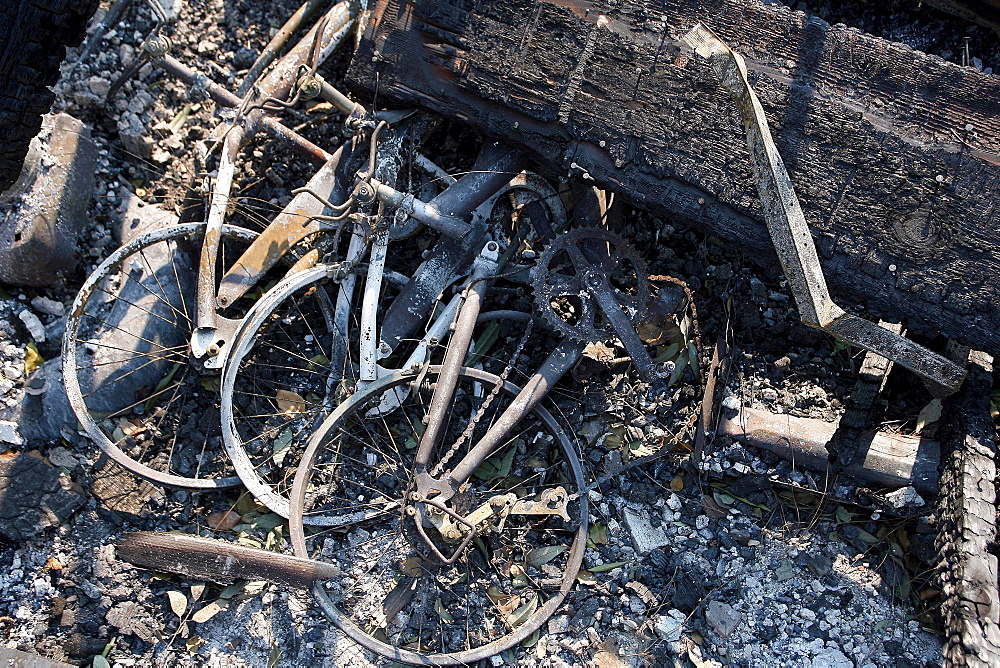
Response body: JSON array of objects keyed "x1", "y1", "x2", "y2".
[{"x1": 62, "y1": 223, "x2": 257, "y2": 489}]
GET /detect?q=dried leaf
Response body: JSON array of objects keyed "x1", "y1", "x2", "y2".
[
  {"x1": 166, "y1": 590, "x2": 187, "y2": 618},
  {"x1": 189, "y1": 584, "x2": 205, "y2": 602},
  {"x1": 669, "y1": 349, "x2": 688, "y2": 386},
  {"x1": 589, "y1": 561, "x2": 628, "y2": 573},
  {"x1": 915, "y1": 398, "x2": 942, "y2": 434},
  {"x1": 199, "y1": 375, "x2": 221, "y2": 393},
  {"x1": 308, "y1": 354, "x2": 330, "y2": 370},
  {"x1": 400, "y1": 556, "x2": 423, "y2": 577},
  {"x1": 713, "y1": 491, "x2": 736, "y2": 507},
  {"x1": 243, "y1": 581, "x2": 267, "y2": 596},
  {"x1": 487, "y1": 586, "x2": 507, "y2": 604},
  {"x1": 275, "y1": 389, "x2": 307, "y2": 415},
  {"x1": 653, "y1": 341, "x2": 681, "y2": 363},
  {"x1": 267, "y1": 643, "x2": 281, "y2": 668},
  {"x1": 434, "y1": 597, "x2": 455, "y2": 623},
  {"x1": 206, "y1": 510, "x2": 241, "y2": 531},
  {"x1": 775, "y1": 559, "x2": 795, "y2": 582},
  {"x1": 271, "y1": 428, "x2": 294, "y2": 466},
  {"x1": 670, "y1": 475, "x2": 684, "y2": 492},
  {"x1": 167, "y1": 103, "x2": 193, "y2": 134},
  {"x1": 525, "y1": 545, "x2": 567, "y2": 568},
  {"x1": 576, "y1": 570, "x2": 597, "y2": 585},
  {"x1": 835, "y1": 506, "x2": 853, "y2": 524},
  {"x1": 506, "y1": 592, "x2": 538, "y2": 628},
  {"x1": 185, "y1": 636, "x2": 204, "y2": 655},
  {"x1": 466, "y1": 321, "x2": 501, "y2": 367},
  {"x1": 583, "y1": 341, "x2": 617, "y2": 363},
  {"x1": 521, "y1": 629, "x2": 541, "y2": 648},
  {"x1": 588, "y1": 523, "x2": 609, "y2": 546},
  {"x1": 701, "y1": 494, "x2": 729, "y2": 519},
  {"x1": 191, "y1": 601, "x2": 226, "y2": 623},
  {"x1": 218, "y1": 582, "x2": 245, "y2": 600},
  {"x1": 253, "y1": 513, "x2": 285, "y2": 531},
  {"x1": 626, "y1": 581, "x2": 657, "y2": 606},
  {"x1": 24, "y1": 343, "x2": 43, "y2": 374},
  {"x1": 376, "y1": 577, "x2": 416, "y2": 627}
]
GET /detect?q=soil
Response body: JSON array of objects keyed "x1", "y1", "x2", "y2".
[{"x1": 0, "y1": 0, "x2": 997, "y2": 667}]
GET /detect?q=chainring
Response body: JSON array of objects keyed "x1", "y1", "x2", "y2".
[{"x1": 531, "y1": 227, "x2": 650, "y2": 342}]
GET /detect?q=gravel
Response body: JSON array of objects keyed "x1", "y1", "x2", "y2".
[{"x1": 0, "y1": 0, "x2": 993, "y2": 665}]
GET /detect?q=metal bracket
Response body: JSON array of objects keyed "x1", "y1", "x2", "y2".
[{"x1": 683, "y1": 24, "x2": 966, "y2": 395}]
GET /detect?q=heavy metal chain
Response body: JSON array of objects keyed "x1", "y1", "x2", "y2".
[{"x1": 430, "y1": 318, "x2": 534, "y2": 477}]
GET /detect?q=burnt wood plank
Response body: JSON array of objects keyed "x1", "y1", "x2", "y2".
[
  {"x1": 934, "y1": 352, "x2": 1000, "y2": 666},
  {"x1": 347, "y1": 0, "x2": 1000, "y2": 356}
]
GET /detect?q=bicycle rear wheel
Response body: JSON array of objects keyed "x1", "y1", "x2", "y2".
[{"x1": 288, "y1": 365, "x2": 588, "y2": 664}]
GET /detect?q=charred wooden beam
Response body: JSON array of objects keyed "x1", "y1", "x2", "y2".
[
  {"x1": 347, "y1": 0, "x2": 1000, "y2": 357},
  {"x1": 934, "y1": 351, "x2": 1000, "y2": 666},
  {"x1": 719, "y1": 406, "x2": 941, "y2": 495}
]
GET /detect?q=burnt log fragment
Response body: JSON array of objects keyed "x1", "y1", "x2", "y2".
[{"x1": 347, "y1": 0, "x2": 1000, "y2": 356}]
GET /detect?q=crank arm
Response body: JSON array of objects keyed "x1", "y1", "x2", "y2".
[{"x1": 586, "y1": 273, "x2": 670, "y2": 386}]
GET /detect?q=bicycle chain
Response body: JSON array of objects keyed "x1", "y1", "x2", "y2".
[{"x1": 430, "y1": 318, "x2": 534, "y2": 477}]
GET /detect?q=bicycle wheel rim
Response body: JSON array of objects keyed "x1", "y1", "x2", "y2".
[{"x1": 220, "y1": 263, "x2": 348, "y2": 518}]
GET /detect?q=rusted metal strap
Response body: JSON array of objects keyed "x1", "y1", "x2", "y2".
[{"x1": 683, "y1": 24, "x2": 966, "y2": 395}]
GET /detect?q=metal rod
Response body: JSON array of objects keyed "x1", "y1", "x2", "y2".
[
  {"x1": 447, "y1": 339, "x2": 584, "y2": 487},
  {"x1": 236, "y1": 0, "x2": 330, "y2": 98},
  {"x1": 413, "y1": 244, "x2": 500, "y2": 470}
]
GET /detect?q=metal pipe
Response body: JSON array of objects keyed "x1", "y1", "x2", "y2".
[
  {"x1": 368, "y1": 177, "x2": 472, "y2": 238},
  {"x1": 448, "y1": 339, "x2": 584, "y2": 486},
  {"x1": 319, "y1": 77, "x2": 364, "y2": 116},
  {"x1": 236, "y1": 0, "x2": 330, "y2": 98},
  {"x1": 194, "y1": 123, "x2": 246, "y2": 349},
  {"x1": 414, "y1": 244, "x2": 500, "y2": 469},
  {"x1": 159, "y1": 55, "x2": 331, "y2": 163}
]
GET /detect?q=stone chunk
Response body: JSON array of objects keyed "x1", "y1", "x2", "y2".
[
  {"x1": 0, "y1": 452, "x2": 84, "y2": 540},
  {"x1": 811, "y1": 647, "x2": 853, "y2": 668},
  {"x1": 30, "y1": 296, "x2": 64, "y2": 317},
  {"x1": 0, "y1": 114, "x2": 96, "y2": 286},
  {"x1": 654, "y1": 609, "x2": 687, "y2": 642},
  {"x1": 705, "y1": 600, "x2": 743, "y2": 639},
  {"x1": 105, "y1": 600, "x2": 157, "y2": 643},
  {"x1": 622, "y1": 507, "x2": 670, "y2": 555}
]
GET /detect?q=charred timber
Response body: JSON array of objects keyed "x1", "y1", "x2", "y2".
[{"x1": 347, "y1": 0, "x2": 1000, "y2": 357}]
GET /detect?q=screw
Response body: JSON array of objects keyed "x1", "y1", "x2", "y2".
[
  {"x1": 206, "y1": 343, "x2": 220, "y2": 356},
  {"x1": 379, "y1": 342, "x2": 392, "y2": 356},
  {"x1": 405, "y1": 506, "x2": 416, "y2": 516},
  {"x1": 297, "y1": 75, "x2": 322, "y2": 99}
]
